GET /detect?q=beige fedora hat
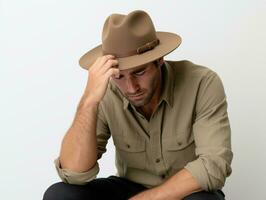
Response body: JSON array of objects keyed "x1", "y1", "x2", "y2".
[{"x1": 79, "y1": 10, "x2": 182, "y2": 70}]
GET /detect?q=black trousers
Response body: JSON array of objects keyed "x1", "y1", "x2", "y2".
[{"x1": 43, "y1": 175, "x2": 225, "y2": 200}]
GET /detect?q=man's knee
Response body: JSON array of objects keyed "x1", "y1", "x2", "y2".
[
  {"x1": 42, "y1": 182, "x2": 95, "y2": 200},
  {"x1": 42, "y1": 182, "x2": 76, "y2": 200}
]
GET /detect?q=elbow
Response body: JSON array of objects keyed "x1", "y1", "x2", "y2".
[
  {"x1": 54, "y1": 158, "x2": 100, "y2": 185},
  {"x1": 59, "y1": 154, "x2": 97, "y2": 173}
]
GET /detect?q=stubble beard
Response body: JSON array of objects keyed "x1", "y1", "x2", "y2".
[{"x1": 128, "y1": 89, "x2": 153, "y2": 107}]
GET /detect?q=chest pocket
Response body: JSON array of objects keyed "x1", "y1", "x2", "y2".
[
  {"x1": 163, "y1": 130, "x2": 196, "y2": 170},
  {"x1": 113, "y1": 132, "x2": 146, "y2": 170}
]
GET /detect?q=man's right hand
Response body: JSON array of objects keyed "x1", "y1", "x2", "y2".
[{"x1": 82, "y1": 55, "x2": 119, "y2": 105}]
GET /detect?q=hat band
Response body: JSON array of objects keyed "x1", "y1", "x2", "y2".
[{"x1": 102, "y1": 38, "x2": 160, "y2": 58}]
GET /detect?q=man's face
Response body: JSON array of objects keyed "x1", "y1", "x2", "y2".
[{"x1": 111, "y1": 61, "x2": 162, "y2": 107}]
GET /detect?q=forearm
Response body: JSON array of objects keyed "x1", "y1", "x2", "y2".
[
  {"x1": 59, "y1": 97, "x2": 99, "y2": 172},
  {"x1": 157, "y1": 168, "x2": 202, "y2": 199},
  {"x1": 130, "y1": 168, "x2": 202, "y2": 200},
  {"x1": 58, "y1": 55, "x2": 119, "y2": 173}
]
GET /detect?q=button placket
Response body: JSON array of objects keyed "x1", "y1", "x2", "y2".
[
  {"x1": 150, "y1": 130, "x2": 163, "y2": 167},
  {"x1": 148, "y1": 104, "x2": 167, "y2": 174}
]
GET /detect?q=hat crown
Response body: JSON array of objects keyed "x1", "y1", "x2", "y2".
[{"x1": 102, "y1": 10, "x2": 157, "y2": 56}]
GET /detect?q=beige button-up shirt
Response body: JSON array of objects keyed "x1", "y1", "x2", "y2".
[{"x1": 54, "y1": 60, "x2": 233, "y2": 191}]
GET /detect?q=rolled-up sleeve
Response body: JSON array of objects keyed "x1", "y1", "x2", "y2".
[
  {"x1": 184, "y1": 71, "x2": 233, "y2": 191},
  {"x1": 54, "y1": 157, "x2": 100, "y2": 185},
  {"x1": 54, "y1": 102, "x2": 111, "y2": 185}
]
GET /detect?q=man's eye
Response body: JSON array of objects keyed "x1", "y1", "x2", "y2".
[{"x1": 134, "y1": 71, "x2": 145, "y2": 76}]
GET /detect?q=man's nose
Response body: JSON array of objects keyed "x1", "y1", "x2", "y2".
[{"x1": 126, "y1": 78, "x2": 140, "y2": 94}]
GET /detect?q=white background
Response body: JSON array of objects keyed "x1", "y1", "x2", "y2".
[{"x1": 1, "y1": 1, "x2": 266, "y2": 199}]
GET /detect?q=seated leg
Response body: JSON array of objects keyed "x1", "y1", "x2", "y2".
[
  {"x1": 43, "y1": 176, "x2": 147, "y2": 200},
  {"x1": 42, "y1": 181, "x2": 95, "y2": 200},
  {"x1": 183, "y1": 190, "x2": 225, "y2": 200}
]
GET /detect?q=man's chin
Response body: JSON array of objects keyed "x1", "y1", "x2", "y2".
[
  {"x1": 128, "y1": 97, "x2": 149, "y2": 107},
  {"x1": 127, "y1": 92, "x2": 151, "y2": 107}
]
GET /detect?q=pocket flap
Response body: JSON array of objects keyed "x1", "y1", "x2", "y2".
[
  {"x1": 114, "y1": 137, "x2": 145, "y2": 153},
  {"x1": 164, "y1": 134, "x2": 194, "y2": 151}
]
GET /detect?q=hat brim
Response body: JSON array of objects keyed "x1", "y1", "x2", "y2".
[{"x1": 79, "y1": 32, "x2": 181, "y2": 70}]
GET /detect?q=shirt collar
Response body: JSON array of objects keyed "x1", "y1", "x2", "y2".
[{"x1": 122, "y1": 61, "x2": 174, "y2": 110}]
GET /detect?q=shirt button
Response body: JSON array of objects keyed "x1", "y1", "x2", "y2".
[
  {"x1": 177, "y1": 142, "x2": 182, "y2": 146},
  {"x1": 161, "y1": 174, "x2": 166, "y2": 179},
  {"x1": 126, "y1": 144, "x2": 130, "y2": 148},
  {"x1": 155, "y1": 158, "x2": 160, "y2": 163}
]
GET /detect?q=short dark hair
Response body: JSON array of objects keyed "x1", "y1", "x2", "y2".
[{"x1": 152, "y1": 57, "x2": 163, "y2": 67}]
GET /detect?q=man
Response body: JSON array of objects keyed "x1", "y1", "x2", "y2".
[{"x1": 43, "y1": 10, "x2": 233, "y2": 200}]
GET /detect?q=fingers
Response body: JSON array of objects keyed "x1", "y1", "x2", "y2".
[
  {"x1": 94, "y1": 55, "x2": 116, "y2": 70},
  {"x1": 105, "y1": 67, "x2": 120, "y2": 79},
  {"x1": 89, "y1": 55, "x2": 120, "y2": 80},
  {"x1": 100, "y1": 58, "x2": 119, "y2": 74},
  {"x1": 83, "y1": 55, "x2": 120, "y2": 103},
  {"x1": 94, "y1": 54, "x2": 119, "y2": 74}
]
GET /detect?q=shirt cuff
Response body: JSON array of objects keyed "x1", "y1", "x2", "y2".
[
  {"x1": 54, "y1": 157, "x2": 99, "y2": 185},
  {"x1": 184, "y1": 158, "x2": 224, "y2": 191}
]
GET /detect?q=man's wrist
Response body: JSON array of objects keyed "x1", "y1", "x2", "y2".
[{"x1": 78, "y1": 95, "x2": 100, "y2": 110}]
